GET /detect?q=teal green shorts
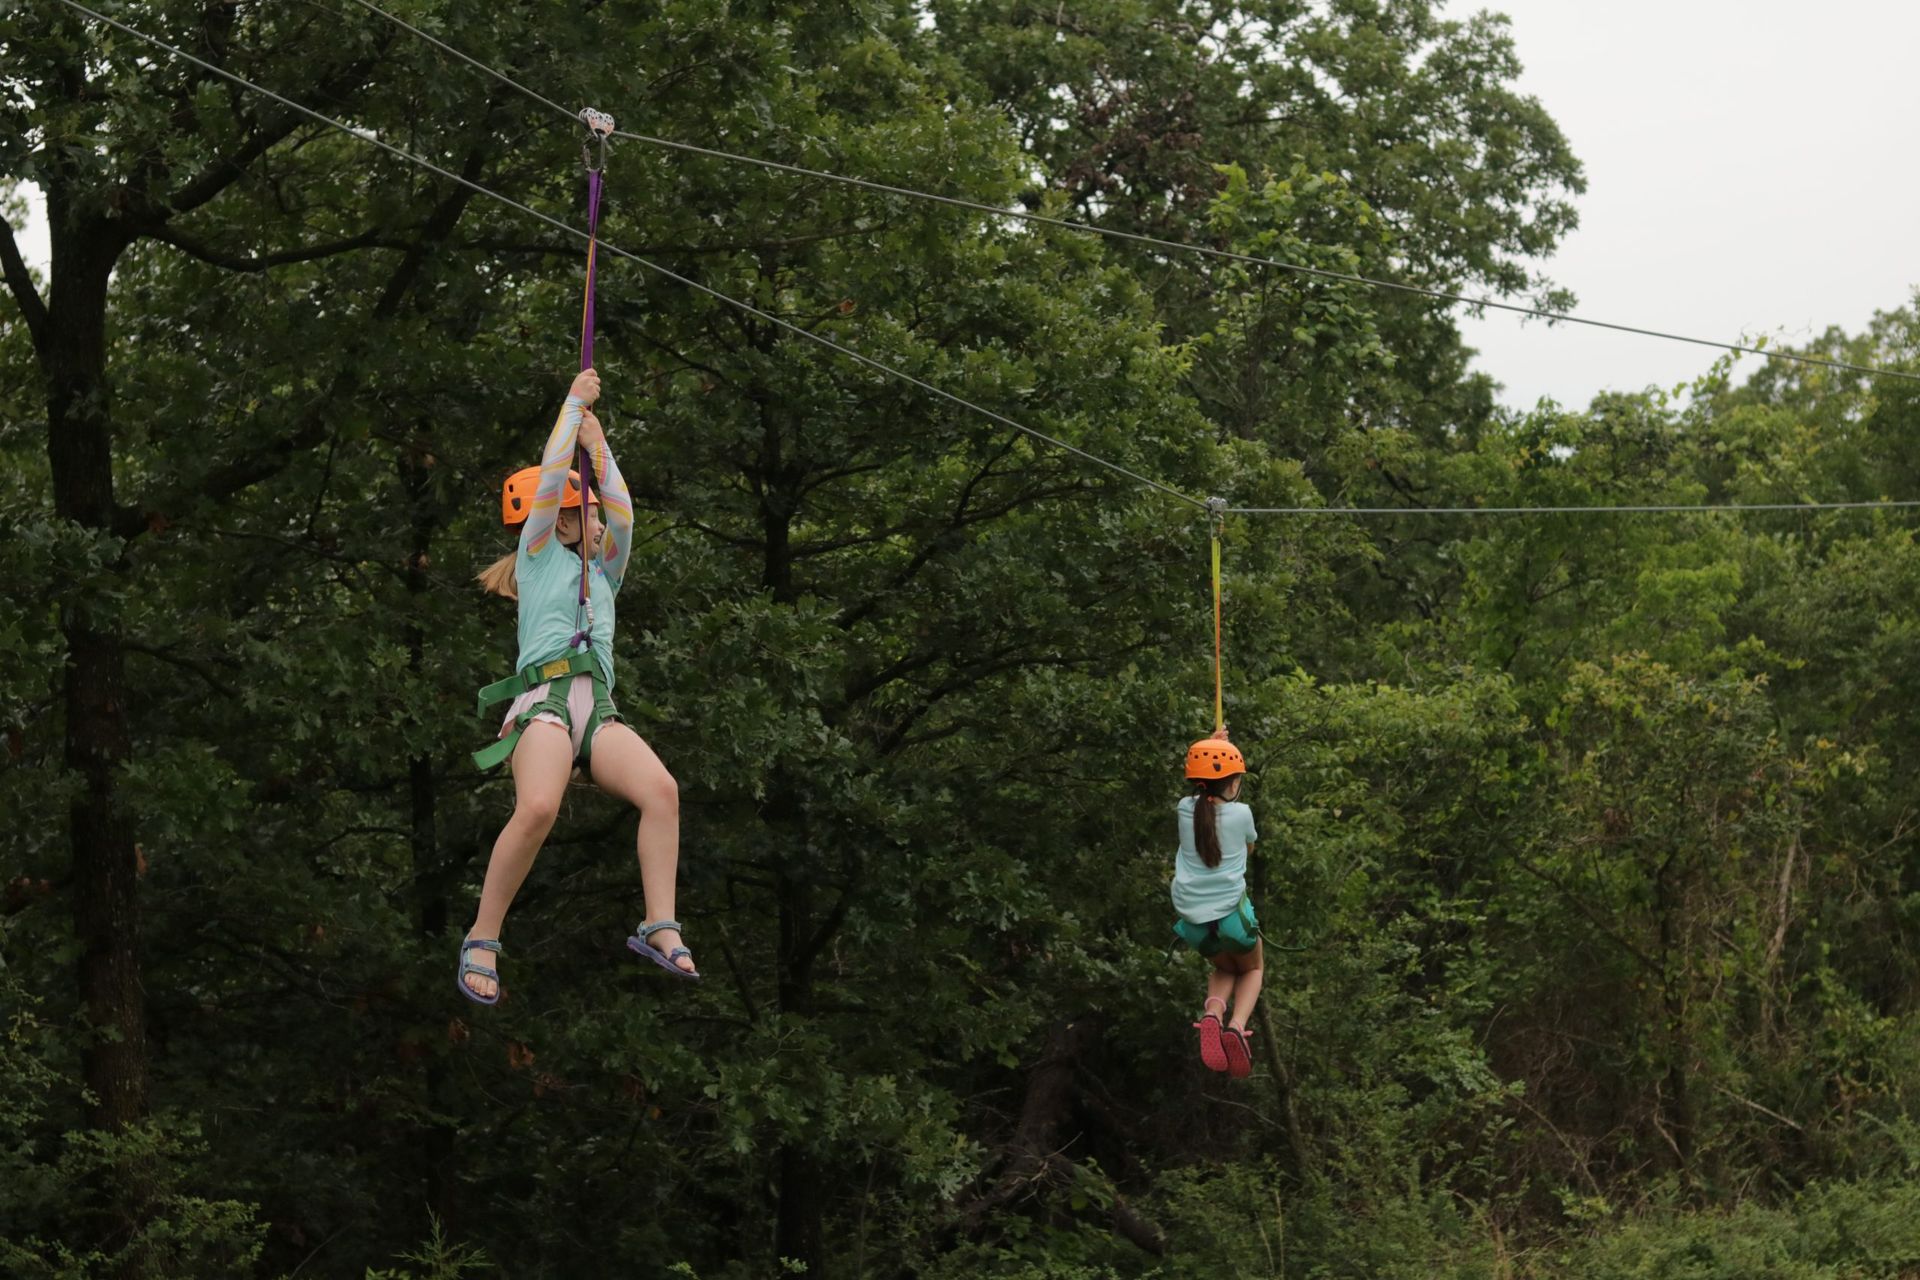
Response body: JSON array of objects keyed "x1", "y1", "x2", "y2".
[{"x1": 1173, "y1": 896, "x2": 1261, "y2": 958}]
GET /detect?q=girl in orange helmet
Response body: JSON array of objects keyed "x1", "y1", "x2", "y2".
[
  {"x1": 460, "y1": 367, "x2": 696, "y2": 1004},
  {"x1": 1174, "y1": 728, "x2": 1262, "y2": 1077}
]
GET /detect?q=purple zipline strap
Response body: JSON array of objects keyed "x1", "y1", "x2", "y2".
[
  {"x1": 573, "y1": 166, "x2": 605, "y2": 635},
  {"x1": 581, "y1": 168, "x2": 603, "y2": 371}
]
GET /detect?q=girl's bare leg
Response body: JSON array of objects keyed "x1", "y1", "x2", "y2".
[
  {"x1": 464, "y1": 721, "x2": 575, "y2": 999},
  {"x1": 1227, "y1": 941, "x2": 1265, "y2": 1032},
  {"x1": 587, "y1": 723, "x2": 693, "y2": 974},
  {"x1": 1206, "y1": 955, "x2": 1237, "y2": 1015}
]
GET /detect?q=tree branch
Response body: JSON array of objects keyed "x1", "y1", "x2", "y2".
[
  {"x1": 796, "y1": 882, "x2": 856, "y2": 980},
  {"x1": 0, "y1": 214, "x2": 49, "y2": 351},
  {"x1": 833, "y1": 436, "x2": 1090, "y2": 631},
  {"x1": 147, "y1": 224, "x2": 411, "y2": 273},
  {"x1": 122, "y1": 639, "x2": 225, "y2": 693},
  {"x1": 151, "y1": 29, "x2": 396, "y2": 224},
  {"x1": 116, "y1": 138, "x2": 495, "y2": 540}
]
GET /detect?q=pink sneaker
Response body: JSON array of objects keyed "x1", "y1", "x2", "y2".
[
  {"x1": 1222, "y1": 1026, "x2": 1254, "y2": 1079},
  {"x1": 1193, "y1": 999, "x2": 1229, "y2": 1071}
]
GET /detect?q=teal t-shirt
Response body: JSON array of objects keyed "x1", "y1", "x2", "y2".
[
  {"x1": 515, "y1": 537, "x2": 618, "y2": 690},
  {"x1": 1171, "y1": 795, "x2": 1258, "y2": 923}
]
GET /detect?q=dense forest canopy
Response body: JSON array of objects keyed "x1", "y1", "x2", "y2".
[{"x1": 5, "y1": 2, "x2": 1920, "y2": 1277}]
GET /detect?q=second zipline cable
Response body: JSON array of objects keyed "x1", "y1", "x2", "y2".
[
  {"x1": 339, "y1": 0, "x2": 1920, "y2": 389},
  {"x1": 58, "y1": 0, "x2": 1920, "y2": 523},
  {"x1": 1227, "y1": 499, "x2": 1920, "y2": 516}
]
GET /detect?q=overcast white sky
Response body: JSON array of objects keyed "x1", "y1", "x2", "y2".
[
  {"x1": 1456, "y1": 0, "x2": 1920, "y2": 408},
  {"x1": 10, "y1": 2, "x2": 1918, "y2": 412}
]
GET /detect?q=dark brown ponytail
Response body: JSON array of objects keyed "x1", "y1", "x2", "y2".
[{"x1": 1192, "y1": 775, "x2": 1240, "y2": 869}]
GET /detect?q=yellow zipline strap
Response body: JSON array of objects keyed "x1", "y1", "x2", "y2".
[{"x1": 1207, "y1": 496, "x2": 1228, "y2": 733}]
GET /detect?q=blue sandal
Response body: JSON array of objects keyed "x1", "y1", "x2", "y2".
[
  {"x1": 458, "y1": 934, "x2": 504, "y2": 1005},
  {"x1": 626, "y1": 919, "x2": 699, "y2": 981}
]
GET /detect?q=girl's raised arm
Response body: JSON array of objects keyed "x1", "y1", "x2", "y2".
[
  {"x1": 522, "y1": 368, "x2": 600, "y2": 557},
  {"x1": 584, "y1": 423, "x2": 634, "y2": 590}
]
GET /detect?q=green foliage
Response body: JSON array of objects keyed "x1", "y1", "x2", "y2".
[
  {"x1": 0, "y1": 974, "x2": 264, "y2": 1279},
  {"x1": 9, "y1": 1, "x2": 1920, "y2": 1276},
  {"x1": 362, "y1": 1219, "x2": 491, "y2": 1280},
  {"x1": 1552, "y1": 1177, "x2": 1920, "y2": 1280}
]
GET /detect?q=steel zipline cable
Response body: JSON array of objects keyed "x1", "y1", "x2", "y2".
[
  {"x1": 338, "y1": 0, "x2": 1920, "y2": 389},
  {"x1": 53, "y1": 0, "x2": 1920, "y2": 521},
  {"x1": 1227, "y1": 499, "x2": 1920, "y2": 516}
]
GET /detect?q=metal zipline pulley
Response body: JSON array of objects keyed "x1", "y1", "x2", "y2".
[{"x1": 579, "y1": 107, "x2": 615, "y2": 171}]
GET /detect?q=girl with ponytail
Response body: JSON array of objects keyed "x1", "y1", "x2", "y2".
[{"x1": 1173, "y1": 728, "x2": 1263, "y2": 1078}]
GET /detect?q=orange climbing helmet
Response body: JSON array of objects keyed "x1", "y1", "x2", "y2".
[
  {"x1": 1185, "y1": 737, "x2": 1246, "y2": 780},
  {"x1": 500, "y1": 466, "x2": 596, "y2": 526}
]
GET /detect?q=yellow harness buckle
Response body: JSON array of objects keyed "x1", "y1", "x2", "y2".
[{"x1": 540, "y1": 658, "x2": 573, "y2": 680}]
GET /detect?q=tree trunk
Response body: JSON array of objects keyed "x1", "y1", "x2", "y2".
[
  {"x1": 775, "y1": 1143, "x2": 827, "y2": 1277},
  {"x1": 1255, "y1": 1001, "x2": 1314, "y2": 1177},
  {"x1": 1654, "y1": 867, "x2": 1696, "y2": 1180},
  {"x1": 44, "y1": 190, "x2": 150, "y2": 1273},
  {"x1": 402, "y1": 442, "x2": 457, "y2": 1225},
  {"x1": 962, "y1": 1017, "x2": 1103, "y2": 1229},
  {"x1": 754, "y1": 385, "x2": 831, "y2": 1273},
  {"x1": 771, "y1": 804, "x2": 828, "y2": 1274}
]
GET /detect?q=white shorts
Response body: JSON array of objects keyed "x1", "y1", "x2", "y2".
[{"x1": 498, "y1": 673, "x2": 609, "y2": 761}]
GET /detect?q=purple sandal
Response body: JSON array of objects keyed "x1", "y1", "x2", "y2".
[
  {"x1": 458, "y1": 935, "x2": 504, "y2": 1006},
  {"x1": 626, "y1": 919, "x2": 700, "y2": 981}
]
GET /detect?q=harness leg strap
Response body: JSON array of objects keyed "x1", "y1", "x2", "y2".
[
  {"x1": 472, "y1": 678, "x2": 578, "y2": 771},
  {"x1": 473, "y1": 673, "x2": 622, "y2": 772},
  {"x1": 575, "y1": 680, "x2": 623, "y2": 767}
]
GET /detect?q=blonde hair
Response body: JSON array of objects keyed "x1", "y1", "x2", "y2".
[
  {"x1": 477, "y1": 507, "x2": 589, "y2": 600},
  {"x1": 477, "y1": 551, "x2": 519, "y2": 599}
]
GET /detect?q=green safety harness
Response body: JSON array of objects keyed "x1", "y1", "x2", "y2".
[
  {"x1": 473, "y1": 109, "x2": 619, "y2": 774},
  {"x1": 471, "y1": 649, "x2": 620, "y2": 771}
]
